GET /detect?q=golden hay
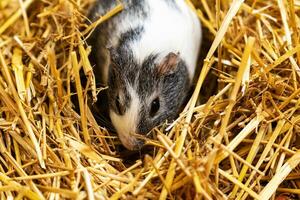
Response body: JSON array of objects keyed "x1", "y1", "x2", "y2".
[{"x1": 0, "y1": 0, "x2": 300, "y2": 199}]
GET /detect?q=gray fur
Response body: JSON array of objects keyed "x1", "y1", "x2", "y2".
[
  {"x1": 88, "y1": 0, "x2": 197, "y2": 150},
  {"x1": 88, "y1": 0, "x2": 148, "y2": 84},
  {"x1": 108, "y1": 49, "x2": 189, "y2": 134},
  {"x1": 136, "y1": 56, "x2": 189, "y2": 134}
]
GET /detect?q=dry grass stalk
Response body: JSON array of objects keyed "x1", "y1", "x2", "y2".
[{"x1": 0, "y1": 0, "x2": 300, "y2": 199}]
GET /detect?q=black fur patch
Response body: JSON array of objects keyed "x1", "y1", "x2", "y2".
[
  {"x1": 118, "y1": 26, "x2": 144, "y2": 50},
  {"x1": 136, "y1": 56, "x2": 190, "y2": 134},
  {"x1": 88, "y1": 0, "x2": 191, "y2": 141}
]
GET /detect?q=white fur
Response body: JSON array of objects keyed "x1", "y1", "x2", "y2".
[
  {"x1": 130, "y1": 0, "x2": 202, "y2": 81},
  {"x1": 106, "y1": 1, "x2": 202, "y2": 149},
  {"x1": 109, "y1": 85, "x2": 141, "y2": 150}
]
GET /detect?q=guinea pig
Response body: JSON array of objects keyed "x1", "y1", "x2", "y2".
[{"x1": 88, "y1": 0, "x2": 202, "y2": 150}]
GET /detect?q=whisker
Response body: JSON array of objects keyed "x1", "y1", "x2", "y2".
[{"x1": 93, "y1": 113, "x2": 115, "y2": 132}]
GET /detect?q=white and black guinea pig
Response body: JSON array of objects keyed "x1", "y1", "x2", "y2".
[{"x1": 88, "y1": 0, "x2": 202, "y2": 150}]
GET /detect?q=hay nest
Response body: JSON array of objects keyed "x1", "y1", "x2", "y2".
[{"x1": 0, "y1": 0, "x2": 300, "y2": 199}]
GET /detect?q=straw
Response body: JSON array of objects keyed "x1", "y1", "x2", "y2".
[{"x1": 0, "y1": 0, "x2": 299, "y2": 198}]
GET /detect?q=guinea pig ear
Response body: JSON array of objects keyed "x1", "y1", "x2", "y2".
[{"x1": 156, "y1": 52, "x2": 180, "y2": 76}]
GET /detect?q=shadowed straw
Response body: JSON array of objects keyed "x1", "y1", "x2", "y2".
[{"x1": 0, "y1": 0, "x2": 300, "y2": 199}]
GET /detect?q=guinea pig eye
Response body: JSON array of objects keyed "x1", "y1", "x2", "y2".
[{"x1": 150, "y1": 97, "x2": 160, "y2": 117}]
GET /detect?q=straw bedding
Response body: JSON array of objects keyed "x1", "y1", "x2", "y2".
[{"x1": 0, "y1": 0, "x2": 300, "y2": 199}]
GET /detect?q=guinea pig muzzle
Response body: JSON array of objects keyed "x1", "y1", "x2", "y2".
[{"x1": 118, "y1": 132, "x2": 144, "y2": 150}]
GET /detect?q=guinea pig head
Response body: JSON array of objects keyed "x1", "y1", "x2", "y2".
[{"x1": 107, "y1": 50, "x2": 190, "y2": 150}]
